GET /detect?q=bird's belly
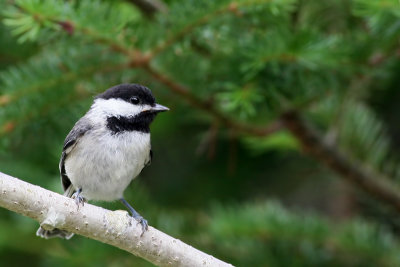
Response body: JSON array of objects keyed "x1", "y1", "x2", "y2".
[{"x1": 64, "y1": 131, "x2": 150, "y2": 201}]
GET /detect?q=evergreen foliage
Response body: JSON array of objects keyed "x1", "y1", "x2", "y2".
[{"x1": 1, "y1": 0, "x2": 400, "y2": 266}]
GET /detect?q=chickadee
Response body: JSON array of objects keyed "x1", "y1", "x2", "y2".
[{"x1": 36, "y1": 84, "x2": 169, "y2": 239}]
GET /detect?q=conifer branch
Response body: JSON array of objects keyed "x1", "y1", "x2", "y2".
[
  {"x1": 0, "y1": 171, "x2": 232, "y2": 267},
  {"x1": 142, "y1": 63, "x2": 282, "y2": 137},
  {"x1": 74, "y1": 26, "x2": 132, "y2": 55},
  {"x1": 14, "y1": 3, "x2": 132, "y2": 55},
  {"x1": 149, "y1": 0, "x2": 270, "y2": 58},
  {"x1": 0, "y1": 62, "x2": 128, "y2": 107},
  {"x1": 281, "y1": 110, "x2": 400, "y2": 212},
  {"x1": 0, "y1": 62, "x2": 127, "y2": 135},
  {"x1": 149, "y1": 6, "x2": 230, "y2": 57}
]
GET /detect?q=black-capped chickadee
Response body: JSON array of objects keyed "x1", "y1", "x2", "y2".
[{"x1": 36, "y1": 84, "x2": 169, "y2": 239}]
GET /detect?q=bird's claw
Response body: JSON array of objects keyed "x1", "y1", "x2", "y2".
[
  {"x1": 71, "y1": 190, "x2": 85, "y2": 210},
  {"x1": 133, "y1": 215, "x2": 148, "y2": 236},
  {"x1": 120, "y1": 198, "x2": 148, "y2": 236}
]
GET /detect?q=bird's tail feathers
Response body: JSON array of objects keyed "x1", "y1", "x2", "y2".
[
  {"x1": 36, "y1": 227, "x2": 74, "y2": 239},
  {"x1": 36, "y1": 185, "x2": 76, "y2": 240},
  {"x1": 64, "y1": 184, "x2": 76, "y2": 197}
]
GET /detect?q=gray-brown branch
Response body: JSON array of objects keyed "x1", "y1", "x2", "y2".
[
  {"x1": 281, "y1": 110, "x2": 400, "y2": 212},
  {"x1": 0, "y1": 171, "x2": 232, "y2": 267}
]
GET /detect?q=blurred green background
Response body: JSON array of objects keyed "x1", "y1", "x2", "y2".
[{"x1": 1, "y1": 0, "x2": 400, "y2": 266}]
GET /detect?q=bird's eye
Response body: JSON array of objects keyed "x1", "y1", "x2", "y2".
[{"x1": 130, "y1": 96, "x2": 140, "y2": 105}]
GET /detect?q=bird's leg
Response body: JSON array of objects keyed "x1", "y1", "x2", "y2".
[
  {"x1": 71, "y1": 188, "x2": 85, "y2": 210},
  {"x1": 120, "y1": 198, "x2": 148, "y2": 235}
]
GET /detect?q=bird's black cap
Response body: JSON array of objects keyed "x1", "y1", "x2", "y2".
[{"x1": 96, "y1": 84, "x2": 156, "y2": 106}]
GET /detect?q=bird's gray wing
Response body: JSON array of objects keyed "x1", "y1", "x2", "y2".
[{"x1": 59, "y1": 117, "x2": 92, "y2": 195}]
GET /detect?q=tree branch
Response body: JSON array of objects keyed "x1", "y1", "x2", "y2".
[
  {"x1": 142, "y1": 63, "x2": 282, "y2": 137},
  {"x1": 0, "y1": 171, "x2": 232, "y2": 267},
  {"x1": 281, "y1": 110, "x2": 400, "y2": 213}
]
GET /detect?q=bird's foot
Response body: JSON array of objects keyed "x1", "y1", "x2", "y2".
[
  {"x1": 71, "y1": 188, "x2": 85, "y2": 210},
  {"x1": 132, "y1": 214, "x2": 148, "y2": 236},
  {"x1": 120, "y1": 197, "x2": 148, "y2": 236}
]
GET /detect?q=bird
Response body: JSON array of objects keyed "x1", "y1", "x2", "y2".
[{"x1": 36, "y1": 83, "x2": 169, "y2": 239}]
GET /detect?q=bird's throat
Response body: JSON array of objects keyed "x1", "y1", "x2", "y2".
[{"x1": 106, "y1": 113, "x2": 156, "y2": 134}]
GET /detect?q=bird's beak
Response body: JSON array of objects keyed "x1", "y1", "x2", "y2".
[{"x1": 151, "y1": 103, "x2": 169, "y2": 112}]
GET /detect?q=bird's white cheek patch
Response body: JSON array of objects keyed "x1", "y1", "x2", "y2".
[{"x1": 91, "y1": 98, "x2": 143, "y2": 118}]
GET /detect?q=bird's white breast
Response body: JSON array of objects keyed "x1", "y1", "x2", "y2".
[{"x1": 64, "y1": 126, "x2": 151, "y2": 201}]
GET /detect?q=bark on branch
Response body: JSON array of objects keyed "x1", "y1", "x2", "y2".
[
  {"x1": 0, "y1": 171, "x2": 232, "y2": 267},
  {"x1": 281, "y1": 110, "x2": 400, "y2": 213}
]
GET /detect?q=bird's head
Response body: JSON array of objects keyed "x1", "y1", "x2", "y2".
[{"x1": 93, "y1": 83, "x2": 169, "y2": 119}]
